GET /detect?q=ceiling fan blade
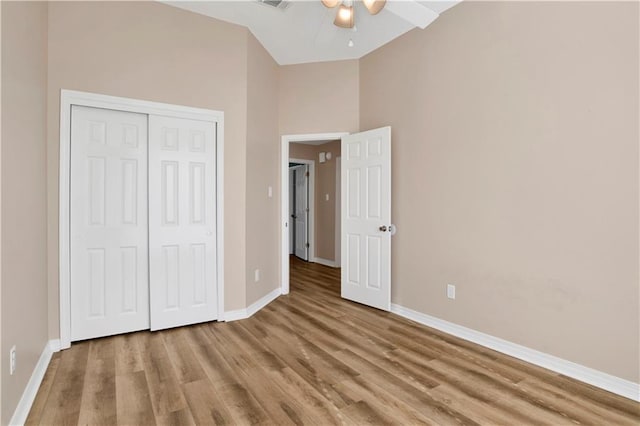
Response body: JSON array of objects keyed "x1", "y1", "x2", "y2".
[
  {"x1": 334, "y1": 4, "x2": 354, "y2": 28},
  {"x1": 321, "y1": 0, "x2": 340, "y2": 8},
  {"x1": 363, "y1": 0, "x2": 386, "y2": 15}
]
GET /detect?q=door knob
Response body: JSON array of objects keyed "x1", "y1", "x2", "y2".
[{"x1": 379, "y1": 225, "x2": 387, "y2": 232}]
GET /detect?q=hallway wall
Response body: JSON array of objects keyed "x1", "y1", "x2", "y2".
[{"x1": 290, "y1": 141, "x2": 341, "y2": 263}]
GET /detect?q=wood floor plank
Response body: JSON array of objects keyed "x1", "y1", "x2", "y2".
[
  {"x1": 340, "y1": 400, "x2": 397, "y2": 426},
  {"x1": 138, "y1": 332, "x2": 189, "y2": 418},
  {"x1": 26, "y1": 256, "x2": 640, "y2": 425},
  {"x1": 114, "y1": 333, "x2": 144, "y2": 376},
  {"x1": 37, "y1": 341, "x2": 90, "y2": 425},
  {"x1": 231, "y1": 365, "x2": 312, "y2": 426},
  {"x1": 516, "y1": 377, "x2": 640, "y2": 426},
  {"x1": 216, "y1": 382, "x2": 271, "y2": 425},
  {"x1": 154, "y1": 407, "x2": 197, "y2": 426},
  {"x1": 182, "y1": 379, "x2": 236, "y2": 425},
  {"x1": 428, "y1": 358, "x2": 577, "y2": 425},
  {"x1": 77, "y1": 339, "x2": 117, "y2": 425},
  {"x1": 333, "y1": 377, "x2": 434, "y2": 425},
  {"x1": 333, "y1": 348, "x2": 481, "y2": 426},
  {"x1": 238, "y1": 319, "x2": 358, "y2": 410},
  {"x1": 115, "y1": 370, "x2": 156, "y2": 425},
  {"x1": 161, "y1": 328, "x2": 208, "y2": 384},
  {"x1": 190, "y1": 342, "x2": 240, "y2": 388},
  {"x1": 264, "y1": 366, "x2": 349, "y2": 425},
  {"x1": 24, "y1": 353, "x2": 61, "y2": 426}
]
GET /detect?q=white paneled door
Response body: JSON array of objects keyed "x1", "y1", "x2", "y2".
[
  {"x1": 341, "y1": 127, "x2": 392, "y2": 311},
  {"x1": 70, "y1": 105, "x2": 150, "y2": 341},
  {"x1": 294, "y1": 165, "x2": 309, "y2": 261},
  {"x1": 149, "y1": 116, "x2": 218, "y2": 331},
  {"x1": 289, "y1": 169, "x2": 295, "y2": 255}
]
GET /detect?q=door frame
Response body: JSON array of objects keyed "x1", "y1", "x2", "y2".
[
  {"x1": 59, "y1": 89, "x2": 225, "y2": 349},
  {"x1": 335, "y1": 156, "x2": 342, "y2": 267},
  {"x1": 280, "y1": 132, "x2": 348, "y2": 295},
  {"x1": 289, "y1": 159, "x2": 315, "y2": 262}
]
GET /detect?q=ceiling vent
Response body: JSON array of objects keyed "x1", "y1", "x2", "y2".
[{"x1": 256, "y1": 0, "x2": 291, "y2": 11}]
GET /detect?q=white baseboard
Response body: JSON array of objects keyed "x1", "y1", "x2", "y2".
[
  {"x1": 48, "y1": 339, "x2": 61, "y2": 353},
  {"x1": 224, "y1": 287, "x2": 281, "y2": 322},
  {"x1": 312, "y1": 257, "x2": 338, "y2": 268},
  {"x1": 9, "y1": 340, "x2": 61, "y2": 426},
  {"x1": 222, "y1": 308, "x2": 248, "y2": 322},
  {"x1": 390, "y1": 304, "x2": 640, "y2": 402}
]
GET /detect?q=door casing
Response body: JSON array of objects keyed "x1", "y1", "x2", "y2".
[{"x1": 59, "y1": 89, "x2": 225, "y2": 349}]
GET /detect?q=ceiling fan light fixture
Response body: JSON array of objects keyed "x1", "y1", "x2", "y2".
[
  {"x1": 334, "y1": 4, "x2": 354, "y2": 28},
  {"x1": 363, "y1": 0, "x2": 386, "y2": 15},
  {"x1": 321, "y1": 0, "x2": 340, "y2": 8}
]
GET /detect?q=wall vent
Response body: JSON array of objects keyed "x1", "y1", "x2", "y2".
[{"x1": 256, "y1": 0, "x2": 291, "y2": 10}]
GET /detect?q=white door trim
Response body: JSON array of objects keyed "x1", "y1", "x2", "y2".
[
  {"x1": 335, "y1": 156, "x2": 341, "y2": 267},
  {"x1": 290, "y1": 159, "x2": 315, "y2": 262},
  {"x1": 59, "y1": 89, "x2": 225, "y2": 349},
  {"x1": 280, "y1": 133, "x2": 348, "y2": 295}
]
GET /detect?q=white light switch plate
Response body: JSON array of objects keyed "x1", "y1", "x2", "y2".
[{"x1": 447, "y1": 284, "x2": 456, "y2": 299}]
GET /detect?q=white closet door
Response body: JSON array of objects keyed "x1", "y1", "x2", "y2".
[
  {"x1": 70, "y1": 105, "x2": 149, "y2": 341},
  {"x1": 149, "y1": 115, "x2": 218, "y2": 331}
]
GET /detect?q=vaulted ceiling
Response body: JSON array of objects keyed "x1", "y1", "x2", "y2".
[{"x1": 163, "y1": 0, "x2": 459, "y2": 65}]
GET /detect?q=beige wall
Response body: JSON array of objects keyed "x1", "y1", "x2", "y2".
[
  {"x1": 290, "y1": 141, "x2": 341, "y2": 262},
  {"x1": 46, "y1": 1, "x2": 250, "y2": 338},
  {"x1": 1, "y1": 2, "x2": 49, "y2": 424},
  {"x1": 279, "y1": 60, "x2": 359, "y2": 135},
  {"x1": 0, "y1": 1, "x2": 3, "y2": 417},
  {"x1": 246, "y1": 33, "x2": 280, "y2": 305},
  {"x1": 360, "y1": 1, "x2": 640, "y2": 382}
]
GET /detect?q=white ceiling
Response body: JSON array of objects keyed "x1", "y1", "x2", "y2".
[{"x1": 163, "y1": 0, "x2": 459, "y2": 65}]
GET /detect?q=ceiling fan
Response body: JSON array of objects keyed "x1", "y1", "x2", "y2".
[{"x1": 321, "y1": 0, "x2": 386, "y2": 29}]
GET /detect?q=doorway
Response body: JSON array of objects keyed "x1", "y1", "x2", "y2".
[
  {"x1": 280, "y1": 132, "x2": 348, "y2": 295},
  {"x1": 289, "y1": 161, "x2": 313, "y2": 261},
  {"x1": 280, "y1": 127, "x2": 393, "y2": 312}
]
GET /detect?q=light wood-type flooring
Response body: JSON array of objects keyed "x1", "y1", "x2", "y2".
[{"x1": 27, "y1": 256, "x2": 640, "y2": 425}]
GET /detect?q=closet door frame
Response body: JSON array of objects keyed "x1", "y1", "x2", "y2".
[{"x1": 59, "y1": 89, "x2": 225, "y2": 349}]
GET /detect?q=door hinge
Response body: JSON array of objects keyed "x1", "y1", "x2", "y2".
[
  {"x1": 305, "y1": 171, "x2": 309, "y2": 177},
  {"x1": 306, "y1": 242, "x2": 310, "y2": 248}
]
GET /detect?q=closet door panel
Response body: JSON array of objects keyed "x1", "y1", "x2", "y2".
[
  {"x1": 149, "y1": 115, "x2": 217, "y2": 330},
  {"x1": 70, "y1": 105, "x2": 149, "y2": 341}
]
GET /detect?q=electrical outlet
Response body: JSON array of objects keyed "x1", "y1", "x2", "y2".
[
  {"x1": 268, "y1": 186, "x2": 273, "y2": 198},
  {"x1": 9, "y1": 346, "x2": 16, "y2": 375},
  {"x1": 447, "y1": 284, "x2": 456, "y2": 300},
  {"x1": 254, "y1": 269, "x2": 260, "y2": 282},
  {"x1": 325, "y1": 193, "x2": 329, "y2": 201}
]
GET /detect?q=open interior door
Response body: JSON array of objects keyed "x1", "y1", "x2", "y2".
[
  {"x1": 341, "y1": 127, "x2": 392, "y2": 311},
  {"x1": 294, "y1": 164, "x2": 309, "y2": 261}
]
